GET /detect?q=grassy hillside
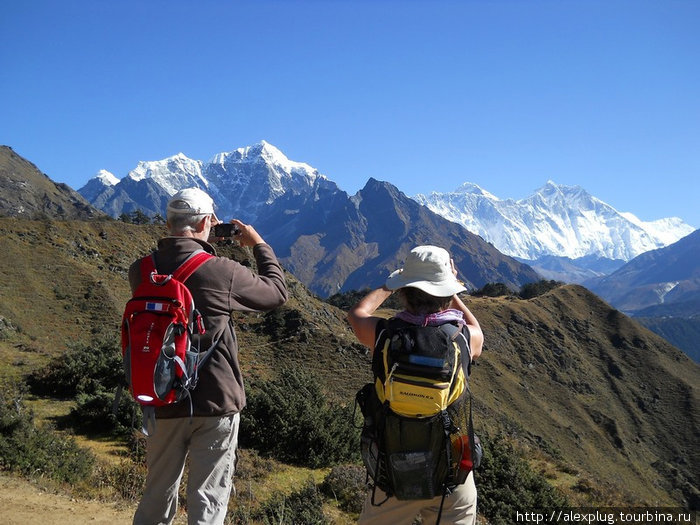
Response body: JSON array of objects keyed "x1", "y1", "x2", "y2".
[
  {"x1": 0, "y1": 217, "x2": 368, "y2": 397},
  {"x1": 467, "y1": 287, "x2": 698, "y2": 506},
  {"x1": 0, "y1": 146, "x2": 101, "y2": 220},
  {"x1": 0, "y1": 217, "x2": 697, "y2": 514}
]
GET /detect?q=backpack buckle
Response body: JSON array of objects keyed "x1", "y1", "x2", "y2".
[{"x1": 149, "y1": 271, "x2": 173, "y2": 286}]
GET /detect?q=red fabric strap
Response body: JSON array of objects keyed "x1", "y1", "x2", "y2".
[
  {"x1": 171, "y1": 251, "x2": 214, "y2": 283},
  {"x1": 139, "y1": 255, "x2": 156, "y2": 283},
  {"x1": 138, "y1": 251, "x2": 213, "y2": 284}
]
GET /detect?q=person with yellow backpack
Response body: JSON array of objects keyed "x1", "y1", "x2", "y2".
[{"x1": 348, "y1": 245, "x2": 484, "y2": 525}]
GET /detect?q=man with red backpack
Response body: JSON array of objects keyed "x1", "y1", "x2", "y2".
[{"x1": 128, "y1": 187, "x2": 288, "y2": 525}]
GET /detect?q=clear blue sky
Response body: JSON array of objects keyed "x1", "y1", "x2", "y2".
[{"x1": 1, "y1": 0, "x2": 698, "y2": 226}]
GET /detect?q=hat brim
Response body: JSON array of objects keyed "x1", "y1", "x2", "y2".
[{"x1": 385, "y1": 269, "x2": 466, "y2": 297}]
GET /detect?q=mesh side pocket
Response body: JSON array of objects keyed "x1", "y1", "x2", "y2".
[
  {"x1": 388, "y1": 451, "x2": 436, "y2": 500},
  {"x1": 153, "y1": 324, "x2": 177, "y2": 400}
]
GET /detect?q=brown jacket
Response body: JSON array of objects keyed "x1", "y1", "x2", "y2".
[{"x1": 128, "y1": 236, "x2": 288, "y2": 418}]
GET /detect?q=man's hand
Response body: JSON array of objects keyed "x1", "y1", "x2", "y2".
[{"x1": 231, "y1": 219, "x2": 265, "y2": 247}]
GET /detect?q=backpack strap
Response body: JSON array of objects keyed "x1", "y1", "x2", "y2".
[
  {"x1": 139, "y1": 254, "x2": 156, "y2": 283},
  {"x1": 439, "y1": 322, "x2": 472, "y2": 379},
  {"x1": 139, "y1": 249, "x2": 214, "y2": 284},
  {"x1": 171, "y1": 250, "x2": 214, "y2": 282}
]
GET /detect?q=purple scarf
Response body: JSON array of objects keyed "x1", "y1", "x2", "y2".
[{"x1": 396, "y1": 308, "x2": 465, "y2": 327}]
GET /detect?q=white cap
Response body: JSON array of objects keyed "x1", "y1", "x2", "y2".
[
  {"x1": 385, "y1": 245, "x2": 467, "y2": 297},
  {"x1": 166, "y1": 188, "x2": 219, "y2": 222}
]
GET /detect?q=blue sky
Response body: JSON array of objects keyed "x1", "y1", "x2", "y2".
[{"x1": 1, "y1": 0, "x2": 698, "y2": 226}]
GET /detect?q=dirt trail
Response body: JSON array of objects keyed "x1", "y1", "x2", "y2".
[{"x1": 0, "y1": 473, "x2": 136, "y2": 524}]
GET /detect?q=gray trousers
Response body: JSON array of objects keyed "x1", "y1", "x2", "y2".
[
  {"x1": 358, "y1": 471, "x2": 477, "y2": 525},
  {"x1": 133, "y1": 413, "x2": 240, "y2": 525}
]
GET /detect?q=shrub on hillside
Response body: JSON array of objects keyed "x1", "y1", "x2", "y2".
[
  {"x1": 240, "y1": 367, "x2": 360, "y2": 468},
  {"x1": 27, "y1": 335, "x2": 139, "y2": 435},
  {"x1": 254, "y1": 478, "x2": 327, "y2": 525},
  {"x1": 472, "y1": 283, "x2": 515, "y2": 297},
  {"x1": 476, "y1": 434, "x2": 569, "y2": 524},
  {"x1": 320, "y1": 464, "x2": 367, "y2": 514},
  {"x1": 519, "y1": 280, "x2": 563, "y2": 299},
  {"x1": 68, "y1": 389, "x2": 141, "y2": 436},
  {"x1": 0, "y1": 384, "x2": 95, "y2": 483},
  {"x1": 27, "y1": 335, "x2": 124, "y2": 398}
]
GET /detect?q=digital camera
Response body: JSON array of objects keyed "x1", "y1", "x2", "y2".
[{"x1": 213, "y1": 223, "x2": 240, "y2": 237}]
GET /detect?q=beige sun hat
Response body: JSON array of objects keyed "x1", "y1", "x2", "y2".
[
  {"x1": 385, "y1": 245, "x2": 466, "y2": 297},
  {"x1": 166, "y1": 187, "x2": 219, "y2": 222}
]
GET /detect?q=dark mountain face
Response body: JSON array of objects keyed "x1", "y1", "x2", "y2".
[
  {"x1": 0, "y1": 146, "x2": 102, "y2": 220},
  {"x1": 587, "y1": 229, "x2": 700, "y2": 314},
  {"x1": 585, "y1": 229, "x2": 700, "y2": 361},
  {"x1": 257, "y1": 177, "x2": 540, "y2": 297}
]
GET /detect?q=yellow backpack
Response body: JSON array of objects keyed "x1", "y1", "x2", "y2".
[{"x1": 356, "y1": 318, "x2": 480, "y2": 520}]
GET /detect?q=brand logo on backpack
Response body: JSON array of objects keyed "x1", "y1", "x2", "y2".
[{"x1": 355, "y1": 318, "x2": 482, "y2": 515}]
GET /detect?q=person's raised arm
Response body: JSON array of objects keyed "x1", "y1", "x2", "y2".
[
  {"x1": 450, "y1": 294, "x2": 484, "y2": 360},
  {"x1": 347, "y1": 287, "x2": 393, "y2": 352}
]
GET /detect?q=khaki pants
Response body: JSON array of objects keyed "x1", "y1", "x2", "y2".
[
  {"x1": 359, "y1": 471, "x2": 477, "y2": 525},
  {"x1": 133, "y1": 413, "x2": 240, "y2": 525}
]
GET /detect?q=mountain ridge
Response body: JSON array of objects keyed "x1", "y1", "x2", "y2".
[
  {"x1": 77, "y1": 145, "x2": 539, "y2": 296},
  {"x1": 414, "y1": 180, "x2": 695, "y2": 282},
  {"x1": 586, "y1": 228, "x2": 700, "y2": 361},
  {"x1": 80, "y1": 143, "x2": 694, "y2": 289},
  {"x1": 0, "y1": 146, "x2": 103, "y2": 220}
]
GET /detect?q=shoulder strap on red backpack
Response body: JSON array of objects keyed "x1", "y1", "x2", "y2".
[
  {"x1": 139, "y1": 255, "x2": 156, "y2": 283},
  {"x1": 172, "y1": 250, "x2": 214, "y2": 283},
  {"x1": 138, "y1": 250, "x2": 214, "y2": 284}
]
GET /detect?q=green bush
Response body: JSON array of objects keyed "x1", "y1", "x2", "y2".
[
  {"x1": 28, "y1": 335, "x2": 124, "y2": 398},
  {"x1": 519, "y1": 280, "x2": 563, "y2": 299},
  {"x1": 476, "y1": 434, "x2": 569, "y2": 525},
  {"x1": 472, "y1": 283, "x2": 515, "y2": 297},
  {"x1": 68, "y1": 389, "x2": 141, "y2": 436},
  {"x1": 320, "y1": 464, "x2": 367, "y2": 514},
  {"x1": 240, "y1": 367, "x2": 360, "y2": 468},
  {"x1": 255, "y1": 478, "x2": 327, "y2": 525},
  {"x1": 0, "y1": 385, "x2": 95, "y2": 483},
  {"x1": 27, "y1": 335, "x2": 140, "y2": 436}
]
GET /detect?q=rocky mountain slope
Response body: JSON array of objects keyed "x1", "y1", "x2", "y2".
[
  {"x1": 256, "y1": 177, "x2": 541, "y2": 296},
  {"x1": 0, "y1": 146, "x2": 102, "y2": 220},
  {"x1": 0, "y1": 217, "x2": 697, "y2": 508},
  {"x1": 75, "y1": 143, "x2": 539, "y2": 296},
  {"x1": 79, "y1": 143, "x2": 695, "y2": 287}
]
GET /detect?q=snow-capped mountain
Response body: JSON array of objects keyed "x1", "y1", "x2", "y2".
[
  {"x1": 79, "y1": 141, "x2": 332, "y2": 221},
  {"x1": 414, "y1": 181, "x2": 695, "y2": 264},
  {"x1": 77, "y1": 169, "x2": 119, "y2": 202},
  {"x1": 80, "y1": 143, "x2": 695, "y2": 288},
  {"x1": 127, "y1": 153, "x2": 207, "y2": 194},
  {"x1": 78, "y1": 142, "x2": 539, "y2": 296},
  {"x1": 202, "y1": 141, "x2": 332, "y2": 223}
]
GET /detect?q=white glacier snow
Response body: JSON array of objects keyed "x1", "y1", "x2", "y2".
[
  {"x1": 414, "y1": 181, "x2": 695, "y2": 262},
  {"x1": 95, "y1": 169, "x2": 119, "y2": 186}
]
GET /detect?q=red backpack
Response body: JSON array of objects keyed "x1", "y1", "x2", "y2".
[{"x1": 121, "y1": 250, "x2": 218, "y2": 433}]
